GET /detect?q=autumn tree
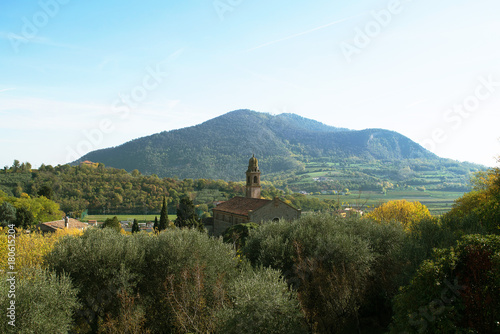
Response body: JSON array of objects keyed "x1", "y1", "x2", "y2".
[
  {"x1": 365, "y1": 200, "x2": 431, "y2": 230},
  {"x1": 443, "y1": 167, "x2": 500, "y2": 234}
]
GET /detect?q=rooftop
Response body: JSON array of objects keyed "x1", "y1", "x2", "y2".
[
  {"x1": 37, "y1": 218, "x2": 89, "y2": 231},
  {"x1": 213, "y1": 197, "x2": 271, "y2": 216}
]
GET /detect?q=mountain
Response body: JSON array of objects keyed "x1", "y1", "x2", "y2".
[{"x1": 75, "y1": 109, "x2": 438, "y2": 180}]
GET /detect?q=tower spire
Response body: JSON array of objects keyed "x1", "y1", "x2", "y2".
[{"x1": 246, "y1": 155, "x2": 261, "y2": 199}]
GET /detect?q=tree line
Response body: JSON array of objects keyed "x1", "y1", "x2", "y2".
[{"x1": 0, "y1": 161, "x2": 339, "y2": 219}]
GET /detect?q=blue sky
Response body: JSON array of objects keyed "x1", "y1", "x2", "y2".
[{"x1": 1, "y1": 0, "x2": 499, "y2": 168}]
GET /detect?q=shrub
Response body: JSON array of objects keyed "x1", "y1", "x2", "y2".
[
  {"x1": 0, "y1": 268, "x2": 79, "y2": 334},
  {"x1": 216, "y1": 266, "x2": 307, "y2": 334},
  {"x1": 46, "y1": 228, "x2": 148, "y2": 333},
  {"x1": 398, "y1": 217, "x2": 456, "y2": 284},
  {"x1": 243, "y1": 214, "x2": 405, "y2": 333},
  {"x1": 222, "y1": 222, "x2": 259, "y2": 250},
  {"x1": 44, "y1": 227, "x2": 309, "y2": 333},
  {"x1": 140, "y1": 228, "x2": 241, "y2": 333},
  {"x1": 391, "y1": 234, "x2": 500, "y2": 333}
]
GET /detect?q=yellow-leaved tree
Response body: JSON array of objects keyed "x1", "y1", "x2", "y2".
[
  {"x1": 443, "y1": 166, "x2": 500, "y2": 233},
  {"x1": 0, "y1": 228, "x2": 83, "y2": 278},
  {"x1": 366, "y1": 200, "x2": 432, "y2": 230}
]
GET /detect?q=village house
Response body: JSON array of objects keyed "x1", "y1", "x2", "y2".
[{"x1": 36, "y1": 216, "x2": 89, "y2": 233}]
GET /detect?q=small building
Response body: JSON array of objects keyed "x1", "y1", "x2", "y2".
[
  {"x1": 80, "y1": 160, "x2": 99, "y2": 168},
  {"x1": 37, "y1": 216, "x2": 89, "y2": 233},
  {"x1": 212, "y1": 155, "x2": 301, "y2": 235},
  {"x1": 337, "y1": 208, "x2": 364, "y2": 218}
]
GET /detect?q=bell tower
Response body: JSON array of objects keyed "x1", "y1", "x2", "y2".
[{"x1": 246, "y1": 154, "x2": 261, "y2": 199}]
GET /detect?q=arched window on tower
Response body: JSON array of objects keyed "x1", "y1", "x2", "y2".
[{"x1": 253, "y1": 176, "x2": 258, "y2": 184}]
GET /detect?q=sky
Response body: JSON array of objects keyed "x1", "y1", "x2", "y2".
[{"x1": 1, "y1": 0, "x2": 499, "y2": 168}]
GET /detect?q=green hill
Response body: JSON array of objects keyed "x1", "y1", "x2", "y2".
[{"x1": 76, "y1": 110, "x2": 439, "y2": 180}]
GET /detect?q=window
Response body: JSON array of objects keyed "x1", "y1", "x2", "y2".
[{"x1": 253, "y1": 176, "x2": 258, "y2": 184}]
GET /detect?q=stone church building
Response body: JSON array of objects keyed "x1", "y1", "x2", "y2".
[{"x1": 212, "y1": 155, "x2": 301, "y2": 235}]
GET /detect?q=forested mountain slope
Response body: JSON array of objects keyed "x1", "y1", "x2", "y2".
[{"x1": 76, "y1": 110, "x2": 438, "y2": 180}]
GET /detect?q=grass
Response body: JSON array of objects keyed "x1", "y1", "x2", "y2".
[
  {"x1": 312, "y1": 189, "x2": 464, "y2": 216},
  {"x1": 82, "y1": 214, "x2": 177, "y2": 223}
]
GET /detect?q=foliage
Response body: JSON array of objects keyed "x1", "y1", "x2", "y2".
[
  {"x1": 140, "y1": 228, "x2": 241, "y2": 333},
  {"x1": 98, "y1": 290, "x2": 149, "y2": 334},
  {"x1": 222, "y1": 222, "x2": 259, "y2": 250},
  {"x1": 443, "y1": 167, "x2": 500, "y2": 234},
  {"x1": 131, "y1": 218, "x2": 140, "y2": 233},
  {"x1": 102, "y1": 216, "x2": 122, "y2": 232},
  {"x1": 216, "y1": 266, "x2": 307, "y2": 334},
  {"x1": 46, "y1": 228, "x2": 149, "y2": 333},
  {"x1": 391, "y1": 234, "x2": 500, "y2": 333},
  {"x1": 0, "y1": 201, "x2": 16, "y2": 226},
  {"x1": 0, "y1": 155, "x2": 479, "y2": 218},
  {"x1": 0, "y1": 228, "x2": 83, "y2": 277},
  {"x1": 14, "y1": 207, "x2": 34, "y2": 228},
  {"x1": 175, "y1": 197, "x2": 202, "y2": 230},
  {"x1": 243, "y1": 214, "x2": 406, "y2": 333},
  {"x1": 37, "y1": 184, "x2": 54, "y2": 199},
  {"x1": 46, "y1": 228, "x2": 306, "y2": 334},
  {"x1": 0, "y1": 268, "x2": 79, "y2": 334},
  {"x1": 366, "y1": 199, "x2": 432, "y2": 230},
  {"x1": 0, "y1": 191, "x2": 62, "y2": 225},
  {"x1": 397, "y1": 217, "x2": 456, "y2": 285},
  {"x1": 159, "y1": 196, "x2": 169, "y2": 231},
  {"x1": 153, "y1": 216, "x2": 158, "y2": 232}
]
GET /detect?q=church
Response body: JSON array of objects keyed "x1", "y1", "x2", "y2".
[{"x1": 212, "y1": 155, "x2": 301, "y2": 235}]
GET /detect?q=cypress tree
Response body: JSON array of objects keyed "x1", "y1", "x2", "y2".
[
  {"x1": 175, "y1": 196, "x2": 202, "y2": 230},
  {"x1": 159, "y1": 196, "x2": 169, "y2": 231},
  {"x1": 153, "y1": 216, "x2": 159, "y2": 232},
  {"x1": 131, "y1": 219, "x2": 140, "y2": 233}
]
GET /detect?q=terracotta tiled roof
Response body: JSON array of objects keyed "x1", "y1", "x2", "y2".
[
  {"x1": 213, "y1": 197, "x2": 271, "y2": 216},
  {"x1": 37, "y1": 218, "x2": 88, "y2": 231}
]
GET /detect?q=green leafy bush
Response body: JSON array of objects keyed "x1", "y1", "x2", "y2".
[
  {"x1": 46, "y1": 228, "x2": 148, "y2": 332},
  {"x1": 391, "y1": 234, "x2": 500, "y2": 333},
  {"x1": 222, "y1": 222, "x2": 259, "y2": 250},
  {"x1": 0, "y1": 269, "x2": 79, "y2": 334},
  {"x1": 44, "y1": 227, "x2": 312, "y2": 333},
  {"x1": 140, "y1": 228, "x2": 241, "y2": 333},
  {"x1": 216, "y1": 266, "x2": 307, "y2": 334},
  {"x1": 243, "y1": 214, "x2": 405, "y2": 333}
]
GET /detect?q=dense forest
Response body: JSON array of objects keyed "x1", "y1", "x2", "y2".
[{"x1": 0, "y1": 164, "x2": 499, "y2": 333}]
